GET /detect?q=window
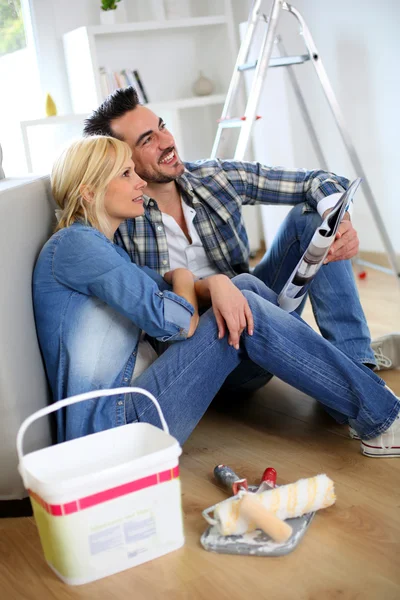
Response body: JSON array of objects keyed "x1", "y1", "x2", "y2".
[
  {"x1": 0, "y1": 0, "x2": 26, "y2": 57},
  {"x1": 0, "y1": 0, "x2": 41, "y2": 175}
]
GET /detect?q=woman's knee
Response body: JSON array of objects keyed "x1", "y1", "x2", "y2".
[
  {"x1": 241, "y1": 287, "x2": 278, "y2": 312},
  {"x1": 232, "y1": 273, "x2": 265, "y2": 292},
  {"x1": 233, "y1": 273, "x2": 276, "y2": 301},
  {"x1": 232, "y1": 274, "x2": 278, "y2": 305}
]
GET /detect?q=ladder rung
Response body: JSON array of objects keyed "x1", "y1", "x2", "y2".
[
  {"x1": 238, "y1": 60, "x2": 258, "y2": 72},
  {"x1": 270, "y1": 54, "x2": 310, "y2": 67},
  {"x1": 217, "y1": 115, "x2": 262, "y2": 129},
  {"x1": 217, "y1": 118, "x2": 245, "y2": 129},
  {"x1": 238, "y1": 54, "x2": 310, "y2": 72}
]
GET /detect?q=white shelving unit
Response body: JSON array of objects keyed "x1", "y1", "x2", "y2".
[
  {"x1": 62, "y1": 0, "x2": 238, "y2": 161},
  {"x1": 20, "y1": 114, "x2": 88, "y2": 173},
  {"x1": 19, "y1": 92, "x2": 229, "y2": 174}
]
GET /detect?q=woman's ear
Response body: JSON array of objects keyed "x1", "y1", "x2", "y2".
[{"x1": 80, "y1": 184, "x2": 94, "y2": 203}]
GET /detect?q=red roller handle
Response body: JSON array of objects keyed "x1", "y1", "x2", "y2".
[{"x1": 260, "y1": 467, "x2": 277, "y2": 488}]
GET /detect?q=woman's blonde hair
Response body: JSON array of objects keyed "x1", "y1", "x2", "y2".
[{"x1": 52, "y1": 135, "x2": 132, "y2": 236}]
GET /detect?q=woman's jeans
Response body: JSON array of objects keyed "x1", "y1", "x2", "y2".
[{"x1": 130, "y1": 274, "x2": 399, "y2": 445}]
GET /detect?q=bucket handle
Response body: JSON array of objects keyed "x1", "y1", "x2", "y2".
[{"x1": 16, "y1": 387, "x2": 168, "y2": 488}]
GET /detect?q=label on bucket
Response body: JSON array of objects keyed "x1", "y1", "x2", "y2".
[
  {"x1": 30, "y1": 465, "x2": 184, "y2": 584},
  {"x1": 88, "y1": 508, "x2": 156, "y2": 560}
]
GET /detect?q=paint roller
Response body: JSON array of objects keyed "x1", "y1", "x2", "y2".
[
  {"x1": 207, "y1": 474, "x2": 335, "y2": 537},
  {"x1": 212, "y1": 464, "x2": 292, "y2": 542},
  {"x1": 239, "y1": 492, "x2": 293, "y2": 542}
]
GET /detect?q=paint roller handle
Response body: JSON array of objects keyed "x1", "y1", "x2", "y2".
[
  {"x1": 240, "y1": 493, "x2": 293, "y2": 543},
  {"x1": 260, "y1": 467, "x2": 277, "y2": 488},
  {"x1": 214, "y1": 465, "x2": 248, "y2": 495}
]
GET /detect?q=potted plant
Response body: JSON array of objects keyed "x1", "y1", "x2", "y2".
[{"x1": 100, "y1": 0, "x2": 127, "y2": 25}]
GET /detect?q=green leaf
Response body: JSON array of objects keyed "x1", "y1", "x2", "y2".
[
  {"x1": 100, "y1": 0, "x2": 121, "y2": 10},
  {"x1": 0, "y1": 0, "x2": 26, "y2": 58}
]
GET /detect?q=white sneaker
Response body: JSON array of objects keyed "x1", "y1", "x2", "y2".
[
  {"x1": 361, "y1": 412, "x2": 400, "y2": 457},
  {"x1": 348, "y1": 426, "x2": 360, "y2": 440},
  {"x1": 372, "y1": 333, "x2": 400, "y2": 371}
]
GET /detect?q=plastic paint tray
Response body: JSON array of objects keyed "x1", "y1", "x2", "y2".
[{"x1": 201, "y1": 484, "x2": 315, "y2": 556}]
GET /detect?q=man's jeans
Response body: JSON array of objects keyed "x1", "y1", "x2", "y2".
[
  {"x1": 223, "y1": 203, "x2": 376, "y2": 393},
  {"x1": 129, "y1": 274, "x2": 398, "y2": 445}
]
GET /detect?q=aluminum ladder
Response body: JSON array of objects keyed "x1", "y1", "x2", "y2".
[{"x1": 211, "y1": 0, "x2": 399, "y2": 285}]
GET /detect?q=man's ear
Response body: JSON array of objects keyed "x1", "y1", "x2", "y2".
[{"x1": 80, "y1": 184, "x2": 94, "y2": 203}]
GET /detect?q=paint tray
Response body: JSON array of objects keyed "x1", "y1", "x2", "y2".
[{"x1": 201, "y1": 484, "x2": 315, "y2": 557}]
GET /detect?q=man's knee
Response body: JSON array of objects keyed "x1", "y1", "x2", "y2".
[
  {"x1": 289, "y1": 203, "x2": 322, "y2": 230},
  {"x1": 285, "y1": 203, "x2": 323, "y2": 252}
]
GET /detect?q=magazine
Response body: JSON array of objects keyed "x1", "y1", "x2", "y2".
[{"x1": 277, "y1": 177, "x2": 362, "y2": 312}]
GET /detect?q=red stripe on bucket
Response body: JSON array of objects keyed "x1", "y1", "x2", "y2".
[{"x1": 28, "y1": 465, "x2": 179, "y2": 517}]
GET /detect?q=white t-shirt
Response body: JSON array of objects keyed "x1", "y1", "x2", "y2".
[{"x1": 161, "y1": 197, "x2": 219, "y2": 278}]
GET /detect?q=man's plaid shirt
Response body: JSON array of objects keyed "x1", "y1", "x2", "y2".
[{"x1": 115, "y1": 160, "x2": 349, "y2": 278}]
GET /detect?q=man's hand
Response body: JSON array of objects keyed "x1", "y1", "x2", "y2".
[
  {"x1": 205, "y1": 275, "x2": 254, "y2": 350},
  {"x1": 323, "y1": 212, "x2": 359, "y2": 264}
]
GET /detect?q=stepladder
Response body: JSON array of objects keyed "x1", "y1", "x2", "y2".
[{"x1": 211, "y1": 0, "x2": 400, "y2": 285}]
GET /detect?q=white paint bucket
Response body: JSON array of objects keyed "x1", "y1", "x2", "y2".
[{"x1": 16, "y1": 387, "x2": 184, "y2": 585}]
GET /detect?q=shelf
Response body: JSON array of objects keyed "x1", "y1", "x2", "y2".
[
  {"x1": 20, "y1": 95, "x2": 226, "y2": 130},
  {"x1": 148, "y1": 94, "x2": 226, "y2": 110},
  {"x1": 79, "y1": 15, "x2": 228, "y2": 37},
  {"x1": 20, "y1": 114, "x2": 88, "y2": 127},
  {"x1": 61, "y1": 3, "x2": 236, "y2": 163}
]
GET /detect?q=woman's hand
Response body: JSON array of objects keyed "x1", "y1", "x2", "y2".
[
  {"x1": 163, "y1": 270, "x2": 174, "y2": 285},
  {"x1": 196, "y1": 274, "x2": 254, "y2": 349}
]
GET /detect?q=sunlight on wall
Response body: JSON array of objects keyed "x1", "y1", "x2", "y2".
[{"x1": 0, "y1": 46, "x2": 42, "y2": 175}]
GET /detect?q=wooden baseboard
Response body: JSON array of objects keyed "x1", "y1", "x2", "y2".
[
  {"x1": 251, "y1": 245, "x2": 399, "y2": 271},
  {"x1": 357, "y1": 250, "x2": 400, "y2": 269},
  {"x1": 0, "y1": 498, "x2": 32, "y2": 518}
]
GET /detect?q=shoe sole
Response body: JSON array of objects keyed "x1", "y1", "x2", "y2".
[{"x1": 361, "y1": 443, "x2": 400, "y2": 458}]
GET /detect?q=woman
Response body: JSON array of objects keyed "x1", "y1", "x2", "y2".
[{"x1": 33, "y1": 136, "x2": 400, "y2": 457}]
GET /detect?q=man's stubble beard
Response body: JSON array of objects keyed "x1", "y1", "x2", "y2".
[{"x1": 138, "y1": 161, "x2": 185, "y2": 185}]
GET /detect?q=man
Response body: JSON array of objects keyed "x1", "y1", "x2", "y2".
[{"x1": 83, "y1": 87, "x2": 398, "y2": 380}]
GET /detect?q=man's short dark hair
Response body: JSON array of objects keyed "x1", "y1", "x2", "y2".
[{"x1": 83, "y1": 87, "x2": 140, "y2": 139}]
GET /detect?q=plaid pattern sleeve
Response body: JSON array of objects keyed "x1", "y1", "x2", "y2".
[
  {"x1": 186, "y1": 159, "x2": 350, "y2": 209},
  {"x1": 115, "y1": 160, "x2": 350, "y2": 278}
]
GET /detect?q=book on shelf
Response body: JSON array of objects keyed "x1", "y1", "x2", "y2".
[
  {"x1": 99, "y1": 67, "x2": 109, "y2": 99},
  {"x1": 98, "y1": 67, "x2": 149, "y2": 104},
  {"x1": 133, "y1": 69, "x2": 149, "y2": 103}
]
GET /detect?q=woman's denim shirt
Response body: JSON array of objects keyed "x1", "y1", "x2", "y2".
[{"x1": 33, "y1": 223, "x2": 194, "y2": 443}]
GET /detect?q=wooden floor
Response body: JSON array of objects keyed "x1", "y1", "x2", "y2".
[{"x1": 1, "y1": 265, "x2": 399, "y2": 600}]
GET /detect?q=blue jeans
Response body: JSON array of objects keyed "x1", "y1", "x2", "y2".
[
  {"x1": 223, "y1": 203, "x2": 376, "y2": 393},
  {"x1": 253, "y1": 204, "x2": 375, "y2": 365},
  {"x1": 130, "y1": 274, "x2": 398, "y2": 444}
]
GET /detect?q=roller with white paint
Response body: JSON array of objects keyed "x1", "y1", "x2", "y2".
[{"x1": 211, "y1": 474, "x2": 335, "y2": 536}]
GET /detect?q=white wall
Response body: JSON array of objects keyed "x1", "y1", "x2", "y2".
[
  {"x1": 255, "y1": 0, "x2": 400, "y2": 254},
  {"x1": 28, "y1": 0, "x2": 399, "y2": 253},
  {"x1": 28, "y1": 0, "x2": 102, "y2": 115},
  {"x1": 0, "y1": 47, "x2": 42, "y2": 174}
]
